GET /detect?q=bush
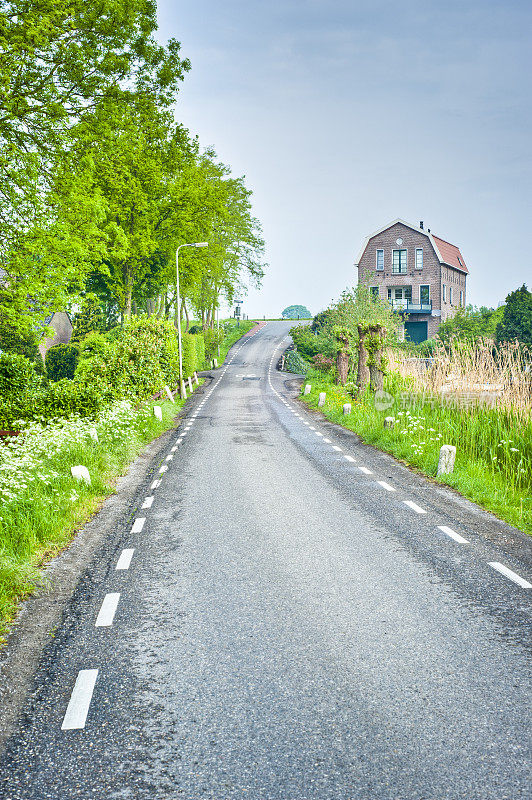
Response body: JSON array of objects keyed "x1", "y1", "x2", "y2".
[
  {"x1": 181, "y1": 333, "x2": 198, "y2": 378},
  {"x1": 0, "y1": 352, "x2": 42, "y2": 400},
  {"x1": 188, "y1": 324, "x2": 202, "y2": 335},
  {"x1": 45, "y1": 343, "x2": 79, "y2": 381},
  {"x1": 75, "y1": 316, "x2": 181, "y2": 399},
  {"x1": 284, "y1": 350, "x2": 310, "y2": 374},
  {"x1": 35, "y1": 380, "x2": 104, "y2": 419},
  {"x1": 204, "y1": 328, "x2": 223, "y2": 360},
  {"x1": 194, "y1": 334, "x2": 205, "y2": 370},
  {"x1": 0, "y1": 353, "x2": 43, "y2": 429},
  {"x1": 313, "y1": 353, "x2": 335, "y2": 373}
]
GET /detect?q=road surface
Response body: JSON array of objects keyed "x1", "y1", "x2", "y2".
[{"x1": 0, "y1": 321, "x2": 530, "y2": 799}]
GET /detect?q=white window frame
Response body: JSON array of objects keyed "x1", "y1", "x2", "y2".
[
  {"x1": 392, "y1": 249, "x2": 408, "y2": 274},
  {"x1": 376, "y1": 249, "x2": 384, "y2": 271},
  {"x1": 460, "y1": 290, "x2": 463, "y2": 306},
  {"x1": 449, "y1": 286, "x2": 453, "y2": 305},
  {"x1": 443, "y1": 284, "x2": 446, "y2": 302},
  {"x1": 415, "y1": 248, "x2": 423, "y2": 270},
  {"x1": 419, "y1": 284, "x2": 430, "y2": 304}
]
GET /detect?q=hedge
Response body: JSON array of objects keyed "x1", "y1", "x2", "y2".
[{"x1": 45, "y1": 343, "x2": 79, "y2": 381}]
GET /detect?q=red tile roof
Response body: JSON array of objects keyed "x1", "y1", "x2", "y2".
[{"x1": 431, "y1": 235, "x2": 468, "y2": 274}]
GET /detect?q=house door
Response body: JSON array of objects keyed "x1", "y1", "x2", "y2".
[{"x1": 404, "y1": 320, "x2": 428, "y2": 344}]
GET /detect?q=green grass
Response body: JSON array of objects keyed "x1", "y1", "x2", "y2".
[
  {"x1": 0, "y1": 392, "x2": 198, "y2": 639},
  {"x1": 300, "y1": 370, "x2": 532, "y2": 534}
]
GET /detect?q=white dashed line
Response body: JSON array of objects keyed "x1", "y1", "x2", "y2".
[
  {"x1": 438, "y1": 525, "x2": 469, "y2": 544},
  {"x1": 141, "y1": 496, "x2": 154, "y2": 509},
  {"x1": 95, "y1": 593, "x2": 120, "y2": 627},
  {"x1": 61, "y1": 670, "x2": 98, "y2": 730},
  {"x1": 165, "y1": 454, "x2": 173, "y2": 461},
  {"x1": 170, "y1": 446, "x2": 177, "y2": 452},
  {"x1": 131, "y1": 517, "x2": 146, "y2": 533},
  {"x1": 323, "y1": 438, "x2": 332, "y2": 443},
  {"x1": 377, "y1": 481, "x2": 396, "y2": 492},
  {"x1": 488, "y1": 562, "x2": 532, "y2": 588},
  {"x1": 116, "y1": 548, "x2": 135, "y2": 570},
  {"x1": 159, "y1": 465, "x2": 168, "y2": 474},
  {"x1": 359, "y1": 466, "x2": 373, "y2": 475},
  {"x1": 344, "y1": 455, "x2": 356, "y2": 463},
  {"x1": 315, "y1": 431, "x2": 323, "y2": 437},
  {"x1": 150, "y1": 479, "x2": 160, "y2": 490},
  {"x1": 332, "y1": 445, "x2": 342, "y2": 452},
  {"x1": 403, "y1": 500, "x2": 427, "y2": 514}
]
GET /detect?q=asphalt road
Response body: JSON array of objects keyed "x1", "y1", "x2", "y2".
[{"x1": 1, "y1": 321, "x2": 531, "y2": 800}]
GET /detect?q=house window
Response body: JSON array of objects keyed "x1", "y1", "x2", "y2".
[
  {"x1": 460, "y1": 290, "x2": 463, "y2": 306},
  {"x1": 376, "y1": 249, "x2": 384, "y2": 271},
  {"x1": 449, "y1": 287, "x2": 453, "y2": 305},
  {"x1": 420, "y1": 285, "x2": 430, "y2": 304},
  {"x1": 443, "y1": 284, "x2": 446, "y2": 302},
  {"x1": 392, "y1": 249, "x2": 407, "y2": 274},
  {"x1": 370, "y1": 286, "x2": 379, "y2": 298},
  {"x1": 388, "y1": 286, "x2": 412, "y2": 304},
  {"x1": 415, "y1": 248, "x2": 423, "y2": 270}
]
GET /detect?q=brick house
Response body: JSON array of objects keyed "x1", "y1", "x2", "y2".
[{"x1": 355, "y1": 219, "x2": 468, "y2": 343}]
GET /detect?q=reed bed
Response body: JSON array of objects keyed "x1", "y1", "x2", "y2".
[{"x1": 389, "y1": 339, "x2": 532, "y2": 418}]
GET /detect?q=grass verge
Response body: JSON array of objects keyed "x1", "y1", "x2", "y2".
[
  {"x1": 300, "y1": 371, "x2": 532, "y2": 535},
  {"x1": 0, "y1": 390, "x2": 199, "y2": 639},
  {"x1": 216, "y1": 319, "x2": 256, "y2": 364}
]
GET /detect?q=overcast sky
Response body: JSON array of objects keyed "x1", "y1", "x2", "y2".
[{"x1": 157, "y1": 0, "x2": 531, "y2": 318}]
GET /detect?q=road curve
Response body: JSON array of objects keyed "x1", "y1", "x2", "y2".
[{"x1": 0, "y1": 321, "x2": 530, "y2": 799}]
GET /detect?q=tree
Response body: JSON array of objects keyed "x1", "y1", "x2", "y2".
[
  {"x1": 437, "y1": 304, "x2": 504, "y2": 345},
  {"x1": 282, "y1": 305, "x2": 311, "y2": 319},
  {"x1": 0, "y1": 0, "x2": 190, "y2": 331},
  {"x1": 71, "y1": 295, "x2": 104, "y2": 345},
  {"x1": 495, "y1": 285, "x2": 532, "y2": 347}
]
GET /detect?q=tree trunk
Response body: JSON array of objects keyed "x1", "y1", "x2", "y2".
[
  {"x1": 336, "y1": 350, "x2": 349, "y2": 385},
  {"x1": 368, "y1": 325, "x2": 386, "y2": 391},
  {"x1": 357, "y1": 325, "x2": 370, "y2": 391}
]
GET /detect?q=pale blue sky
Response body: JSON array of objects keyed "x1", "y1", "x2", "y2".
[{"x1": 157, "y1": 0, "x2": 531, "y2": 317}]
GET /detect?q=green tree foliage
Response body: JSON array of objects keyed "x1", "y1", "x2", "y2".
[
  {"x1": 436, "y1": 305, "x2": 504, "y2": 345},
  {"x1": 45, "y1": 343, "x2": 79, "y2": 381},
  {"x1": 71, "y1": 296, "x2": 105, "y2": 345},
  {"x1": 0, "y1": 0, "x2": 190, "y2": 332},
  {"x1": 495, "y1": 285, "x2": 532, "y2": 347},
  {"x1": 282, "y1": 305, "x2": 311, "y2": 319}
]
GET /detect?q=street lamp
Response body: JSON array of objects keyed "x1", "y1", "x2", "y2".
[{"x1": 176, "y1": 242, "x2": 208, "y2": 397}]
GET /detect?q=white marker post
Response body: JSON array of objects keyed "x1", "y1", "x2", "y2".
[
  {"x1": 71, "y1": 465, "x2": 91, "y2": 485},
  {"x1": 153, "y1": 405, "x2": 162, "y2": 421},
  {"x1": 318, "y1": 392, "x2": 326, "y2": 407},
  {"x1": 164, "y1": 385, "x2": 175, "y2": 403},
  {"x1": 304, "y1": 384, "x2": 311, "y2": 395},
  {"x1": 437, "y1": 445, "x2": 456, "y2": 475},
  {"x1": 188, "y1": 376, "x2": 193, "y2": 393},
  {"x1": 88, "y1": 427, "x2": 99, "y2": 443},
  {"x1": 194, "y1": 372, "x2": 199, "y2": 386},
  {"x1": 343, "y1": 403, "x2": 351, "y2": 415}
]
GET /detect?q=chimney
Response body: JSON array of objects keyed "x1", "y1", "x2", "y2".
[{"x1": 420, "y1": 221, "x2": 424, "y2": 229}]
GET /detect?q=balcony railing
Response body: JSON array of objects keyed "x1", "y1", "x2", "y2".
[{"x1": 389, "y1": 299, "x2": 432, "y2": 313}]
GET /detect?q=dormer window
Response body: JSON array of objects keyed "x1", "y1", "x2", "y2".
[{"x1": 376, "y1": 249, "x2": 384, "y2": 270}]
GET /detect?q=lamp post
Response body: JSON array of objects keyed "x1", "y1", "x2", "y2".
[{"x1": 176, "y1": 242, "x2": 208, "y2": 397}]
